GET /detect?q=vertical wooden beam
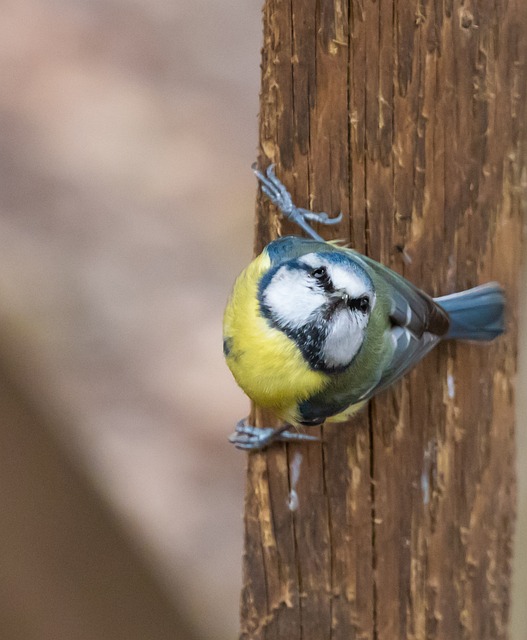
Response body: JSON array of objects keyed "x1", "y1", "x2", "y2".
[{"x1": 240, "y1": 0, "x2": 526, "y2": 638}]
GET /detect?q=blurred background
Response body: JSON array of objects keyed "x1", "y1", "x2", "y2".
[{"x1": 0, "y1": 1, "x2": 524, "y2": 639}]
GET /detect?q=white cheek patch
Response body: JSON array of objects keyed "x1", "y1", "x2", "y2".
[
  {"x1": 263, "y1": 266, "x2": 324, "y2": 329},
  {"x1": 322, "y1": 308, "x2": 367, "y2": 368}
]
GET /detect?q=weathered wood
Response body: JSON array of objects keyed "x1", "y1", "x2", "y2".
[{"x1": 240, "y1": 1, "x2": 526, "y2": 639}]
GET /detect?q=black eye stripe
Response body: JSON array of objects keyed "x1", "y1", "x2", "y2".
[{"x1": 309, "y1": 266, "x2": 335, "y2": 293}]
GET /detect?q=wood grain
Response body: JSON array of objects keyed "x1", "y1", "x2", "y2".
[{"x1": 241, "y1": 0, "x2": 526, "y2": 638}]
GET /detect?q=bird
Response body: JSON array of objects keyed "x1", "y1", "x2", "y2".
[{"x1": 223, "y1": 164, "x2": 505, "y2": 450}]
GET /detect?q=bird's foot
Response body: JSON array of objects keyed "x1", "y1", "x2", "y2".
[
  {"x1": 229, "y1": 418, "x2": 320, "y2": 451},
  {"x1": 252, "y1": 163, "x2": 342, "y2": 241}
]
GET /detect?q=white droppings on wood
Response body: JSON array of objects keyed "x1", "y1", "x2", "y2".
[
  {"x1": 447, "y1": 373, "x2": 455, "y2": 399},
  {"x1": 287, "y1": 452, "x2": 303, "y2": 511},
  {"x1": 421, "y1": 441, "x2": 435, "y2": 505}
]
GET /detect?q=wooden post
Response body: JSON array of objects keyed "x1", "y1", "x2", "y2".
[{"x1": 240, "y1": 1, "x2": 526, "y2": 639}]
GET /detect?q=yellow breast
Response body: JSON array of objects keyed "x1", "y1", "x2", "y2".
[{"x1": 223, "y1": 251, "x2": 328, "y2": 424}]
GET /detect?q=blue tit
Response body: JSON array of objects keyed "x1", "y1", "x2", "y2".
[{"x1": 223, "y1": 165, "x2": 505, "y2": 450}]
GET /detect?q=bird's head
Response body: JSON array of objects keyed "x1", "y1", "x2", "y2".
[{"x1": 259, "y1": 252, "x2": 375, "y2": 372}]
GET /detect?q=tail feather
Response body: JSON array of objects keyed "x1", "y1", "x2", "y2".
[{"x1": 434, "y1": 282, "x2": 505, "y2": 341}]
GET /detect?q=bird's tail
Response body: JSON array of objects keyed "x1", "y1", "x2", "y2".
[{"x1": 434, "y1": 282, "x2": 505, "y2": 341}]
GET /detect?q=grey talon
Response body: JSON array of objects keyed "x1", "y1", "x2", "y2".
[
  {"x1": 253, "y1": 164, "x2": 343, "y2": 241},
  {"x1": 228, "y1": 418, "x2": 320, "y2": 451}
]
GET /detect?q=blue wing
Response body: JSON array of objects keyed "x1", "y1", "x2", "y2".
[{"x1": 352, "y1": 252, "x2": 449, "y2": 400}]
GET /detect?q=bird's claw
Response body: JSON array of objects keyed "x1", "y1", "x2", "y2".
[
  {"x1": 252, "y1": 163, "x2": 294, "y2": 212},
  {"x1": 229, "y1": 418, "x2": 320, "y2": 451},
  {"x1": 301, "y1": 209, "x2": 343, "y2": 225},
  {"x1": 252, "y1": 163, "x2": 342, "y2": 241}
]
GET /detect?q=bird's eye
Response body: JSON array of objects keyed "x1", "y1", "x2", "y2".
[
  {"x1": 358, "y1": 297, "x2": 370, "y2": 313},
  {"x1": 348, "y1": 296, "x2": 370, "y2": 313},
  {"x1": 310, "y1": 266, "x2": 328, "y2": 280}
]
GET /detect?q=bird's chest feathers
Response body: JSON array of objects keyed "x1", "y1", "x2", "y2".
[
  {"x1": 235, "y1": 319, "x2": 327, "y2": 409},
  {"x1": 223, "y1": 255, "x2": 327, "y2": 414}
]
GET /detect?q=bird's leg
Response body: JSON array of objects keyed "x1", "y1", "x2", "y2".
[
  {"x1": 229, "y1": 417, "x2": 320, "y2": 451},
  {"x1": 252, "y1": 163, "x2": 342, "y2": 241}
]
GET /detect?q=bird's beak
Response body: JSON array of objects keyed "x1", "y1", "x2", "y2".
[{"x1": 330, "y1": 289, "x2": 350, "y2": 304}]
